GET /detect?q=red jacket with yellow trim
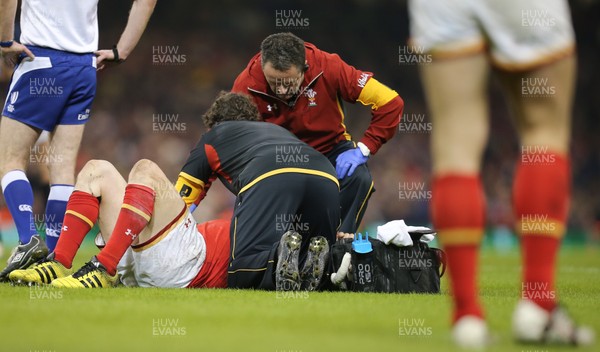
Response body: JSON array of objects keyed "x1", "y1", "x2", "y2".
[{"x1": 232, "y1": 42, "x2": 404, "y2": 155}]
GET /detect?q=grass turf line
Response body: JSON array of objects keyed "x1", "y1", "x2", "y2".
[{"x1": 0, "y1": 246, "x2": 598, "y2": 352}]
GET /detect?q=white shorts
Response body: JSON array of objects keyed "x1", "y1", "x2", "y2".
[
  {"x1": 408, "y1": 0, "x2": 575, "y2": 70},
  {"x1": 100, "y1": 209, "x2": 207, "y2": 288}
]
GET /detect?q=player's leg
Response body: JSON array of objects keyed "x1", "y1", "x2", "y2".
[
  {"x1": 500, "y1": 56, "x2": 574, "y2": 311},
  {"x1": 0, "y1": 117, "x2": 44, "y2": 280},
  {"x1": 53, "y1": 159, "x2": 200, "y2": 288},
  {"x1": 326, "y1": 141, "x2": 374, "y2": 235},
  {"x1": 409, "y1": 0, "x2": 493, "y2": 345},
  {"x1": 43, "y1": 124, "x2": 85, "y2": 252},
  {"x1": 0, "y1": 118, "x2": 40, "y2": 243},
  {"x1": 0, "y1": 54, "x2": 93, "y2": 278},
  {"x1": 56, "y1": 159, "x2": 127, "y2": 267},
  {"x1": 9, "y1": 159, "x2": 126, "y2": 284},
  {"x1": 44, "y1": 60, "x2": 96, "y2": 252},
  {"x1": 118, "y1": 160, "x2": 207, "y2": 288},
  {"x1": 498, "y1": 56, "x2": 592, "y2": 344},
  {"x1": 419, "y1": 53, "x2": 490, "y2": 333},
  {"x1": 93, "y1": 159, "x2": 187, "y2": 277}
]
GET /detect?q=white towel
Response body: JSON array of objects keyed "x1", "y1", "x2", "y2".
[
  {"x1": 419, "y1": 234, "x2": 435, "y2": 243},
  {"x1": 376, "y1": 220, "x2": 436, "y2": 247}
]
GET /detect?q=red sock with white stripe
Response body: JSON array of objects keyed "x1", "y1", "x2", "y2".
[
  {"x1": 96, "y1": 184, "x2": 155, "y2": 275},
  {"x1": 514, "y1": 152, "x2": 569, "y2": 312},
  {"x1": 54, "y1": 191, "x2": 99, "y2": 269},
  {"x1": 432, "y1": 174, "x2": 486, "y2": 323}
]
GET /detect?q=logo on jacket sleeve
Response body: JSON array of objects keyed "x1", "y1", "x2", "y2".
[
  {"x1": 357, "y1": 73, "x2": 371, "y2": 88},
  {"x1": 304, "y1": 89, "x2": 317, "y2": 107}
]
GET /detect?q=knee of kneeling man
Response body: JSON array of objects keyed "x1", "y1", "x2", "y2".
[{"x1": 348, "y1": 167, "x2": 373, "y2": 188}]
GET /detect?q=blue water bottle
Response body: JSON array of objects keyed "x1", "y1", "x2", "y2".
[{"x1": 351, "y1": 232, "x2": 374, "y2": 292}]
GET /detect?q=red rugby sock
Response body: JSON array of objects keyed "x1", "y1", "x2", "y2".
[
  {"x1": 432, "y1": 174, "x2": 486, "y2": 323},
  {"x1": 514, "y1": 152, "x2": 569, "y2": 312},
  {"x1": 96, "y1": 184, "x2": 155, "y2": 275},
  {"x1": 54, "y1": 191, "x2": 100, "y2": 269}
]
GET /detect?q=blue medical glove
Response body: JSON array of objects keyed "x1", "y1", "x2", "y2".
[{"x1": 335, "y1": 147, "x2": 368, "y2": 179}]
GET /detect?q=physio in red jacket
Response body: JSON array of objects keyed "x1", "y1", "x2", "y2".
[{"x1": 233, "y1": 32, "x2": 404, "y2": 235}]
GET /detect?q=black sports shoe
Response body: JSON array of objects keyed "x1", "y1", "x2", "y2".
[
  {"x1": 300, "y1": 236, "x2": 330, "y2": 291},
  {"x1": 9, "y1": 252, "x2": 73, "y2": 286},
  {"x1": 275, "y1": 231, "x2": 302, "y2": 291},
  {"x1": 0, "y1": 235, "x2": 48, "y2": 282}
]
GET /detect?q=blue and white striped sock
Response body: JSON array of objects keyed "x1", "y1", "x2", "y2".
[
  {"x1": 44, "y1": 184, "x2": 74, "y2": 251},
  {"x1": 1, "y1": 170, "x2": 37, "y2": 244}
]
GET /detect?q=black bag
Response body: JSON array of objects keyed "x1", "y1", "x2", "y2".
[{"x1": 331, "y1": 231, "x2": 446, "y2": 293}]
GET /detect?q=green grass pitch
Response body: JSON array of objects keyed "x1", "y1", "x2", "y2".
[{"x1": 0, "y1": 245, "x2": 598, "y2": 352}]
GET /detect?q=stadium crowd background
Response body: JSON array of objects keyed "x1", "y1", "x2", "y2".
[{"x1": 0, "y1": 0, "x2": 598, "y2": 245}]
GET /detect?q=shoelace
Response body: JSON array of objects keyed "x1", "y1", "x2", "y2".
[{"x1": 73, "y1": 260, "x2": 101, "y2": 278}]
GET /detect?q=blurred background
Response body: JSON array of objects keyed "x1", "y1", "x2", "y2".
[{"x1": 1, "y1": 0, "x2": 598, "y2": 249}]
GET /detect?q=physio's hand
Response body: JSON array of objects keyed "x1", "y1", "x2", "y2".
[
  {"x1": 336, "y1": 231, "x2": 353, "y2": 239},
  {"x1": 335, "y1": 148, "x2": 368, "y2": 179}
]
